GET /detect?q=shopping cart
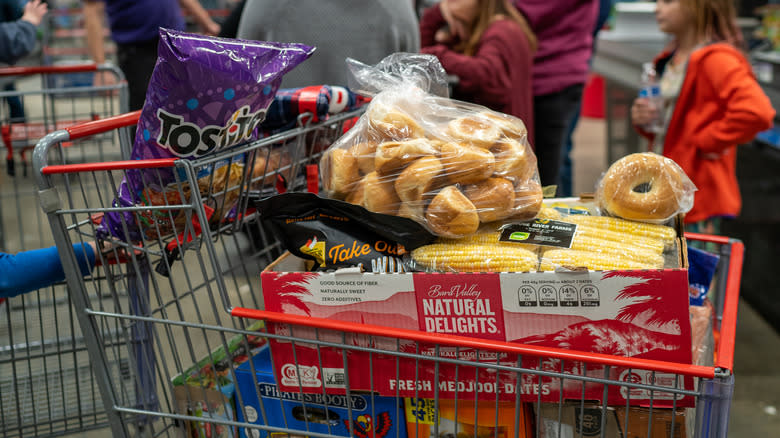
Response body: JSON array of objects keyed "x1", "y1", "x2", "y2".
[
  {"x1": 34, "y1": 109, "x2": 742, "y2": 438},
  {"x1": 32, "y1": 106, "x2": 363, "y2": 436},
  {"x1": 0, "y1": 63, "x2": 127, "y2": 437}
]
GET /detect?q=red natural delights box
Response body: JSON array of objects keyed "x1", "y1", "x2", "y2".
[{"x1": 260, "y1": 229, "x2": 693, "y2": 407}]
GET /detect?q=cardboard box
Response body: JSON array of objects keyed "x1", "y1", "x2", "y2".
[
  {"x1": 261, "y1": 206, "x2": 693, "y2": 407},
  {"x1": 234, "y1": 345, "x2": 407, "y2": 438},
  {"x1": 172, "y1": 322, "x2": 266, "y2": 438},
  {"x1": 535, "y1": 404, "x2": 689, "y2": 438},
  {"x1": 536, "y1": 403, "x2": 622, "y2": 438},
  {"x1": 404, "y1": 398, "x2": 533, "y2": 438},
  {"x1": 615, "y1": 407, "x2": 688, "y2": 438}
]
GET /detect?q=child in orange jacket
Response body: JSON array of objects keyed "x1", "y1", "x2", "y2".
[{"x1": 631, "y1": 0, "x2": 775, "y2": 234}]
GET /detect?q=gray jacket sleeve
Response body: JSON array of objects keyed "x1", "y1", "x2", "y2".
[{"x1": 0, "y1": 20, "x2": 37, "y2": 65}]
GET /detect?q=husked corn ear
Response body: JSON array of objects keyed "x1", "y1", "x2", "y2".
[
  {"x1": 563, "y1": 215, "x2": 676, "y2": 247},
  {"x1": 536, "y1": 209, "x2": 668, "y2": 252},
  {"x1": 439, "y1": 232, "x2": 537, "y2": 251},
  {"x1": 570, "y1": 234, "x2": 665, "y2": 267},
  {"x1": 537, "y1": 207, "x2": 562, "y2": 220},
  {"x1": 412, "y1": 243, "x2": 538, "y2": 272},
  {"x1": 539, "y1": 249, "x2": 661, "y2": 271},
  {"x1": 573, "y1": 224, "x2": 665, "y2": 254},
  {"x1": 439, "y1": 232, "x2": 501, "y2": 245}
]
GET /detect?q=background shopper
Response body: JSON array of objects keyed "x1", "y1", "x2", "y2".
[
  {"x1": 420, "y1": 0, "x2": 537, "y2": 143},
  {"x1": 236, "y1": 0, "x2": 420, "y2": 88},
  {"x1": 631, "y1": 0, "x2": 775, "y2": 233},
  {"x1": 84, "y1": 0, "x2": 221, "y2": 111},
  {"x1": 513, "y1": 0, "x2": 598, "y2": 188}
]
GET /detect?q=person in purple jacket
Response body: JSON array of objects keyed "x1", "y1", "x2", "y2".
[
  {"x1": 84, "y1": 0, "x2": 220, "y2": 111},
  {"x1": 514, "y1": 0, "x2": 598, "y2": 188}
]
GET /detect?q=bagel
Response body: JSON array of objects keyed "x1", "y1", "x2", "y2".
[
  {"x1": 439, "y1": 142, "x2": 495, "y2": 185},
  {"x1": 447, "y1": 115, "x2": 502, "y2": 148},
  {"x1": 463, "y1": 177, "x2": 515, "y2": 223},
  {"x1": 598, "y1": 153, "x2": 686, "y2": 221},
  {"x1": 323, "y1": 148, "x2": 360, "y2": 199},
  {"x1": 510, "y1": 179, "x2": 544, "y2": 220},
  {"x1": 374, "y1": 138, "x2": 438, "y2": 176},
  {"x1": 366, "y1": 102, "x2": 424, "y2": 140},
  {"x1": 425, "y1": 186, "x2": 480, "y2": 238},
  {"x1": 349, "y1": 141, "x2": 378, "y2": 175},
  {"x1": 489, "y1": 139, "x2": 536, "y2": 181},
  {"x1": 345, "y1": 176, "x2": 366, "y2": 206},
  {"x1": 362, "y1": 171, "x2": 400, "y2": 215},
  {"x1": 478, "y1": 111, "x2": 528, "y2": 141},
  {"x1": 395, "y1": 156, "x2": 444, "y2": 204}
]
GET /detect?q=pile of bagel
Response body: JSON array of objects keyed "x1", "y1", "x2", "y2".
[{"x1": 322, "y1": 96, "x2": 542, "y2": 238}]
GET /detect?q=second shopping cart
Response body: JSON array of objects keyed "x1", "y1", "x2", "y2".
[{"x1": 0, "y1": 63, "x2": 127, "y2": 438}]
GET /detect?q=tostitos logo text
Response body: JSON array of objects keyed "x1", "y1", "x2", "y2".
[{"x1": 157, "y1": 105, "x2": 267, "y2": 158}]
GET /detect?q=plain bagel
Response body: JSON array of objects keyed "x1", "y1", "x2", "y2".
[{"x1": 598, "y1": 153, "x2": 686, "y2": 221}]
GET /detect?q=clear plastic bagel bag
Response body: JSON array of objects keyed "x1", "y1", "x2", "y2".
[
  {"x1": 595, "y1": 152, "x2": 697, "y2": 223},
  {"x1": 319, "y1": 53, "x2": 542, "y2": 239}
]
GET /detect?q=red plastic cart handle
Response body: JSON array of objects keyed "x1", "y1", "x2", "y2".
[
  {"x1": 232, "y1": 308, "x2": 718, "y2": 379},
  {"x1": 66, "y1": 110, "x2": 141, "y2": 140},
  {"x1": 0, "y1": 64, "x2": 100, "y2": 76},
  {"x1": 41, "y1": 158, "x2": 177, "y2": 175}
]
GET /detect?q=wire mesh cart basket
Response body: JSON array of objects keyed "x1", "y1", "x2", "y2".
[
  {"x1": 33, "y1": 108, "x2": 742, "y2": 438},
  {"x1": 0, "y1": 63, "x2": 128, "y2": 437}
]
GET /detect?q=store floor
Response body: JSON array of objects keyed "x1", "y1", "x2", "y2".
[{"x1": 55, "y1": 118, "x2": 780, "y2": 437}]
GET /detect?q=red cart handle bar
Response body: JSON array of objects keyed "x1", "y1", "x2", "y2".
[
  {"x1": 41, "y1": 158, "x2": 177, "y2": 175},
  {"x1": 231, "y1": 308, "x2": 718, "y2": 379},
  {"x1": 0, "y1": 63, "x2": 102, "y2": 76},
  {"x1": 66, "y1": 110, "x2": 141, "y2": 140}
]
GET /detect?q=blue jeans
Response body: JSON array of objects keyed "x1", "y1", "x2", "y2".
[{"x1": 559, "y1": 105, "x2": 581, "y2": 197}]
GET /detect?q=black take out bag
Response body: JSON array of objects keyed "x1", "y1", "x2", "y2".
[{"x1": 253, "y1": 192, "x2": 436, "y2": 271}]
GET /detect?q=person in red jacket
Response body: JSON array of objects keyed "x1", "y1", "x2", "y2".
[
  {"x1": 420, "y1": 0, "x2": 537, "y2": 144},
  {"x1": 631, "y1": 0, "x2": 775, "y2": 235}
]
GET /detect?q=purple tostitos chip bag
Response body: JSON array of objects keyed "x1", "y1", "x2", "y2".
[{"x1": 100, "y1": 29, "x2": 314, "y2": 242}]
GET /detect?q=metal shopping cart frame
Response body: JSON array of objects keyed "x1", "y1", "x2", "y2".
[
  {"x1": 34, "y1": 109, "x2": 742, "y2": 438},
  {"x1": 0, "y1": 63, "x2": 128, "y2": 438}
]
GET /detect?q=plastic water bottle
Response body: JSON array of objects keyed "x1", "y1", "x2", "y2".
[{"x1": 638, "y1": 62, "x2": 664, "y2": 133}]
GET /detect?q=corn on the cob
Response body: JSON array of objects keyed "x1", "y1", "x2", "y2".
[
  {"x1": 439, "y1": 231, "x2": 537, "y2": 250},
  {"x1": 412, "y1": 243, "x2": 538, "y2": 272},
  {"x1": 443, "y1": 229, "x2": 662, "y2": 264},
  {"x1": 569, "y1": 234, "x2": 664, "y2": 267},
  {"x1": 537, "y1": 207, "x2": 562, "y2": 220},
  {"x1": 559, "y1": 215, "x2": 676, "y2": 248},
  {"x1": 539, "y1": 249, "x2": 661, "y2": 271},
  {"x1": 537, "y1": 209, "x2": 669, "y2": 252},
  {"x1": 573, "y1": 223, "x2": 665, "y2": 254}
]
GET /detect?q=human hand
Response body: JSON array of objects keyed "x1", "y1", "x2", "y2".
[
  {"x1": 203, "y1": 20, "x2": 221, "y2": 37},
  {"x1": 21, "y1": 0, "x2": 48, "y2": 27},
  {"x1": 434, "y1": 27, "x2": 453, "y2": 44},
  {"x1": 441, "y1": 0, "x2": 477, "y2": 41},
  {"x1": 631, "y1": 98, "x2": 660, "y2": 127},
  {"x1": 90, "y1": 240, "x2": 141, "y2": 266},
  {"x1": 92, "y1": 71, "x2": 119, "y2": 96},
  {"x1": 421, "y1": 44, "x2": 449, "y2": 58}
]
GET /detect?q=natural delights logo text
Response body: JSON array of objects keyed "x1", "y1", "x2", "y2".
[
  {"x1": 422, "y1": 284, "x2": 498, "y2": 335},
  {"x1": 157, "y1": 105, "x2": 267, "y2": 158}
]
